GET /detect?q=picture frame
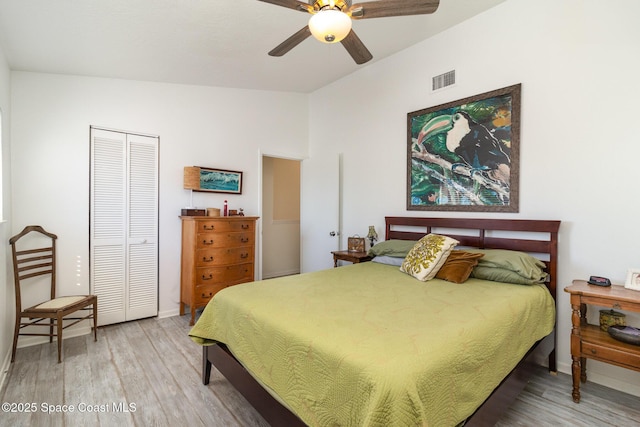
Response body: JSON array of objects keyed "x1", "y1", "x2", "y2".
[
  {"x1": 196, "y1": 167, "x2": 243, "y2": 194},
  {"x1": 347, "y1": 236, "x2": 365, "y2": 252},
  {"x1": 625, "y1": 268, "x2": 640, "y2": 291},
  {"x1": 407, "y1": 84, "x2": 521, "y2": 212}
]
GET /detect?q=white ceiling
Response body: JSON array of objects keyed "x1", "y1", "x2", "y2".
[{"x1": 0, "y1": 0, "x2": 505, "y2": 93}]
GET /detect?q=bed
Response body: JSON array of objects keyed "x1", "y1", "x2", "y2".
[{"x1": 190, "y1": 216, "x2": 561, "y2": 426}]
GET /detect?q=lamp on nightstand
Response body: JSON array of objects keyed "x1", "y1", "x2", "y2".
[{"x1": 367, "y1": 225, "x2": 378, "y2": 249}]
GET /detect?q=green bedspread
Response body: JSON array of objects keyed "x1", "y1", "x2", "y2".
[{"x1": 190, "y1": 262, "x2": 555, "y2": 426}]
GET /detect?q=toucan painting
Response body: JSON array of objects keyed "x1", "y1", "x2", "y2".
[{"x1": 407, "y1": 84, "x2": 520, "y2": 211}]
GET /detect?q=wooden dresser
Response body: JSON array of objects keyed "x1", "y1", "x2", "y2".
[{"x1": 180, "y1": 216, "x2": 258, "y2": 325}]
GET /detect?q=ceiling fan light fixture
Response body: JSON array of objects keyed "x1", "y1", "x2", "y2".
[{"x1": 308, "y1": 9, "x2": 352, "y2": 44}]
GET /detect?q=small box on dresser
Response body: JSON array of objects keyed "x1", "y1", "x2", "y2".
[{"x1": 180, "y1": 216, "x2": 258, "y2": 325}]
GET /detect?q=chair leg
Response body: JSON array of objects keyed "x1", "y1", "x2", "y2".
[
  {"x1": 11, "y1": 315, "x2": 20, "y2": 362},
  {"x1": 57, "y1": 314, "x2": 63, "y2": 363},
  {"x1": 93, "y1": 299, "x2": 98, "y2": 342},
  {"x1": 49, "y1": 318, "x2": 54, "y2": 343}
]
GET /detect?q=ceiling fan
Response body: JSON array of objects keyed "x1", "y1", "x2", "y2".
[{"x1": 259, "y1": 0, "x2": 440, "y2": 64}]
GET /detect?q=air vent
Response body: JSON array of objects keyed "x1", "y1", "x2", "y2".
[{"x1": 432, "y1": 70, "x2": 456, "y2": 91}]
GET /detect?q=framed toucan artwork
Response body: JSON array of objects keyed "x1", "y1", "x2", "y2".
[{"x1": 407, "y1": 84, "x2": 520, "y2": 212}]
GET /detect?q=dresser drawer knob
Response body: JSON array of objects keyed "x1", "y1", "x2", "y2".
[
  {"x1": 203, "y1": 256, "x2": 214, "y2": 262},
  {"x1": 241, "y1": 237, "x2": 249, "y2": 243},
  {"x1": 203, "y1": 240, "x2": 214, "y2": 245},
  {"x1": 241, "y1": 224, "x2": 249, "y2": 229},
  {"x1": 202, "y1": 291, "x2": 213, "y2": 298},
  {"x1": 203, "y1": 225, "x2": 215, "y2": 230},
  {"x1": 202, "y1": 274, "x2": 213, "y2": 280},
  {"x1": 590, "y1": 348, "x2": 597, "y2": 355},
  {"x1": 613, "y1": 303, "x2": 621, "y2": 309},
  {"x1": 240, "y1": 253, "x2": 249, "y2": 259}
]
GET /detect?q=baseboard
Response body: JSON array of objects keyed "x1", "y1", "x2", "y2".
[
  {"x1": 158, "y1": 308, "x2": 180, "y2": 319},
  {"x1": 263, "y1": 269, "x2": 300, "y2": 279},
  {"x1": 557, "y1": 360, "x2": 640, "y2": 397},
  {"x1": 0, "y1": 347, "x2": 11, "y2": 394}
]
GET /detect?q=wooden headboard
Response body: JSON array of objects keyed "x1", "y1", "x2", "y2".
[{"x1": 385, "y1": 216, "x2": 561, "y2": 297}]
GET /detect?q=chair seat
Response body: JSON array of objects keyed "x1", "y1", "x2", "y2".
[{"x1": 35, "y1": 296, "x2": 92, "y2": 310}]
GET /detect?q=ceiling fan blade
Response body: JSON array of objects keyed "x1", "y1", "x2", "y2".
[
  {"x1": 341, "y1": 30, "x2": 373, "y2": 64},
  {"x1": 268, "y1": 26, "x2": 312, "y2": 57},
  {"x1": 349, "y1": 0, "x2": 439, "y2": 19},
  {"x1": 257, "y1": 0, "x2": 313, "y2": 13}
]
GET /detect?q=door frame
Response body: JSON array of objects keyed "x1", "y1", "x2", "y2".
[{"x1": 258, "y1": 150, "x2": 304, "y2": 281}]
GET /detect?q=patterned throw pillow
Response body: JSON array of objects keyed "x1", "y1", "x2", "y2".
[{"x1": 400, "y1": 234, "x2": 459, "y2": 281}]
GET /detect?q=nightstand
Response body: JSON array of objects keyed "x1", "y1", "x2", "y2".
[
  {"x1": 564, "y1": 279, "x2": 640, "y2": 403},
  {"x1": 331, "y1": 250, "x2": 372, "y2": 268}
]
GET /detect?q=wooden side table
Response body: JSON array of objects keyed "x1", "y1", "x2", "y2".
[
  {"x1": 331, "y1": 250, "x2": 372, "y2": 268},
  {"x1": 564, "y1": 279, "x2": 640, "y2": 403}
]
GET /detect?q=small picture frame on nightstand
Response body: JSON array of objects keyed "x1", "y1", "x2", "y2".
[{"x1": 624, "y1": 268, "x2": 640, "y2": 291}]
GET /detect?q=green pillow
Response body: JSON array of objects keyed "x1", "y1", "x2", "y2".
[
  {"x1": 368, "y1": 240, "x2": 417, "y2": 257},
  {"x1": 471, "y1": 266, "x2": 544, "y2": 285},
  {"x1": 464, "y1": 249, "x2": 546, "y2": 282}
]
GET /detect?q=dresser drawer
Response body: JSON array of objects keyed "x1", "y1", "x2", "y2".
[
  {"x1": 582, "y1": 341, "x2": 640, "y2": 368},
  {"x1": 194, "y1": 283, "x2": 227, "y2": 306},
  {"x1": 196, "y1": 220, "x2": 255, "y2": 233},
  {"x1": 196, "y1": 247, "x2": 254, "y2": 266},
  {"x1": 196, "y1": 232, "x2": 254, "y2": 249},
  {"x1": 196, "y1": 264, "x2": 254, "y2": 285}
]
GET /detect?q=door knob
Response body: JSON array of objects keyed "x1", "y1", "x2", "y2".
[{"x1": 329, "y1": 231, "x2": 337, "y2": 237}]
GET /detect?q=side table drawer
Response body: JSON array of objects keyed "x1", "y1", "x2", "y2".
[{"x1": 582, "y1": 341, "x2": 640, "y2": 367}]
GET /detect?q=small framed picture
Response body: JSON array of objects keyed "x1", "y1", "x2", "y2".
[
  {"x1": 624, "y1": 268, "x2": 640, "y2": 291},
  {"x1": 184, "y1": 166, "x2": 243, "y2": 194}
]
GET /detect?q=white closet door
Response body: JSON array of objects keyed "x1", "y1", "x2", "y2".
[
  {"x1": 91, "y1": 129, "x2": 127, "y2": 325},
  {"x1": 90, "y1": 128, "x2": 158, "y2": 326},
  {"x1": 126, "y1": 134, "x2": 158, "y2": 320}
]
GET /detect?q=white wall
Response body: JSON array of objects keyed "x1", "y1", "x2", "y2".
[
  {"x1": 9, "y1": 73, "x2": 308, "y2": 326},
  {"x1": 0, "y1": 37, "x2": 13, "y2": 387},
  {"x1": 308, "y1": 0, "x2": 640, "y2": 395}
]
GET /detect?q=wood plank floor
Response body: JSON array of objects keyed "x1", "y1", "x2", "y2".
[{"x1": 2, "y1": 315, "x2": 639, "y2": 427}]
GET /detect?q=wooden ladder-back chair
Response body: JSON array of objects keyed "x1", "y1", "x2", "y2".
[{"x1": 10, "y1": 225, "x2": 98, "y2": 363}]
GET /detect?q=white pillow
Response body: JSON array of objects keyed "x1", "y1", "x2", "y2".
[
  {"x1": 371, "y1": 255, "x2": 405, "y2": 266},
  {"x1": 400, "y1": 234, "x2": 459, "y2": 281}
]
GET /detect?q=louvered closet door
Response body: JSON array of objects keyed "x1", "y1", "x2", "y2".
[
  {"x1": 90, "y1": 128, "x2": 158, "y2": 326},
  {"x1": 126, "y1": 134, "x2": 158, "y2": 321}
]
